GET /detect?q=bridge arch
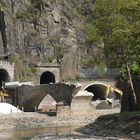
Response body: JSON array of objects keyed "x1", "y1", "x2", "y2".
[
  {"x1": 40, "y1": 71, "x2": 55, "y2": 84},
  {"x1": 0, "y1": 68, "x2": 10, "y2": 87},
  {"x1": 38, "y1": 94, "x2": 57, "y2": 112},
  {"x1": 84, "y1": 83, "x2": 122, "y2": 101}
]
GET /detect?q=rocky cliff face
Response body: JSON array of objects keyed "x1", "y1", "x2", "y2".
[
  {"x1": 0, "y1": 0, "x2": 93, "y2": 81},
  {"x1": 0, "y1": 0, "x2": 87, "y2": 61}
]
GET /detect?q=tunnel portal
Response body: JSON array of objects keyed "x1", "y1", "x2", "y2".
[
  {"x1": 0, "y1": 69, "x2": 10, "y2": 87},
  {"x1": 85, "y1": 84, "x2": 107, "y2": 101},
  {"x1": 84, "y1": 83, "x2": 121, "y2": 101},
  {"x1": 40, "y1": 71, "x2": 55, "y2": 84}
]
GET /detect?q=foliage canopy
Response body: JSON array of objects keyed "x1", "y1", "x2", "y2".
[
  {"x1": 84, "y1": 0, "x2": 140, "y2": 107},
  {"x1": 85, "y1": 0, "x2": 140, "y2": 78}
]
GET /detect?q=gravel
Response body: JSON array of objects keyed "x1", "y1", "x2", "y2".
[
  {"x1": 0, "y1": 108, "x2": 122, "y2": 140},
  {"x1": 0, "y1": 112, "x2": 95, "y2": 130}
]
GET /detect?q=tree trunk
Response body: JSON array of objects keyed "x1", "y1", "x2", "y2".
[
  {"x1": 121, "y1": 46, "x2": 137, "y2": 112},
  {"x1": 126, "y1": 61, "x2": 137, "y2": 105}
]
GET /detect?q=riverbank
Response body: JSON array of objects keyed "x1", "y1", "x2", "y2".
[
  {"x1": 77, "y1": 111, "x2": 140, "y2": 140},
  {"x1": 30, "y1": 111, "x2": 140, "y2": 140},
  {"x1": 0, "y1": 108, "x2": 124, "y2": 140},
  {"x1": 0, "y1": 109, "x2": 120, "y2": 130},
  {"x1": 0, "y1": 112, "x2": 94, "y2": 131}
]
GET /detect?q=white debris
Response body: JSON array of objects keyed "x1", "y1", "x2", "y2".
[
  {"x1": 0, "y1": 103, "x2": 22, "y2": 114},
  {"x1": 74, "y1": 90, "x2": 93, "y2": 97},
  {"x1": 75, "y1": 83, "x2": 82, "y2": 88},
  {"x1": 5, "y1": 81, "x2": 33, "y2": 89}
]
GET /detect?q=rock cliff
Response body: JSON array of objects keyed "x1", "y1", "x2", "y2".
[
  {"x1": 0, "y1": 0, "x2": 93, "y2": 81},
  {"x1": 0, "y1": 0, "x2": 87, "y2": 60}
]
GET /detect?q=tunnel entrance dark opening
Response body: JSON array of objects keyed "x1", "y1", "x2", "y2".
[
  {"x1": 0, "y1": 69, "x2": 10, "y2": 87},
  {"x1": 40, "y1": 71, "x2": 55, "y2": 84},
  {"x1": 85, "y1": 84, "x2": 107, "y2": 101}
]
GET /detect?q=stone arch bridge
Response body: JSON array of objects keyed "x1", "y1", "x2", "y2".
[{"x1": 6, "y1": 81, "x2": 122, "y2": 112}]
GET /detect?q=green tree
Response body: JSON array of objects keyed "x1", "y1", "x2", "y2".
[{"x1": 85, "y1": 0, "x2": 140, "y2": 110}]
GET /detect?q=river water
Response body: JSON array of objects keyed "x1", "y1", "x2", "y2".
[
  {"x1": 0, "y1": 126, "x2": 130, "y2": 140},
  {"x1": 0, "y1": 125, "x2": 80, "y2": 140}
]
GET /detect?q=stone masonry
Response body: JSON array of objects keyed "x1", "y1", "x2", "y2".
[{"x1": 0, "y1": 60, "x2": 14, "y2": 81}]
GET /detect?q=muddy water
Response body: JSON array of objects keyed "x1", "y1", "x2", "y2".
[{"x1": 0, "y1": 125, "x2": 79, "y2": 140}]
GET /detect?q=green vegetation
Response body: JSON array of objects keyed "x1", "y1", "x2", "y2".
[
  {"x1": 16, "y1": 7, "x2": 35, "y2": 21},
  {"x1": 84, "y1": 0, "x2": 140, "y2": 110},
  {"x1": 90, "y1": 0, "x2": 140, "y2": 75},
  {"x1": 55, "y1": 45, "x2": 68, "y2": 63},
  {"x1": 80, "y1": 48, "x2": 105, "y2": 68},
  {"x1": 0, "y1": 0, "x2": 5, "y2": 8},
  {"x1": 11, "y1": 53, "x2": 35, "y2": 81},
  {"x1": 16, "y1": 0, "x2": 44, "y2": 28}
]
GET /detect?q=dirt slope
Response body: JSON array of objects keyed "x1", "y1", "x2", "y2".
[{"x1": 77, "y1": 112, "x2": 140, "y2": 139}]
